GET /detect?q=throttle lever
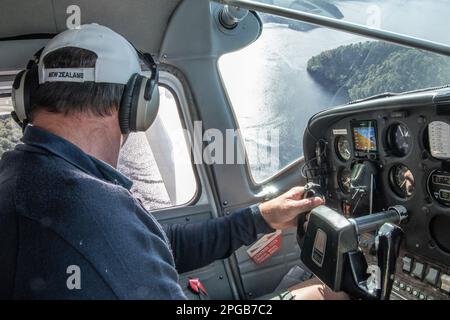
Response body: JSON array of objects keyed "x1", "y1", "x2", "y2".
[{"x1": 376, "y1": 223, "x2": 403, "y2": 300}]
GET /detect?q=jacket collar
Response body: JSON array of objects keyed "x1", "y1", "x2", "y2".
[{"x1": 21, "y1": 125, "x2": 133, "y2": 190}]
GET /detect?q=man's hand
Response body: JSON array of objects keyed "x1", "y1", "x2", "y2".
[
  {"x1": 259, "y1": 186, "x2": 324, "y2": 230},
  {"x1": 288, "y1": 278, "x2": 349, "y2": 300}
]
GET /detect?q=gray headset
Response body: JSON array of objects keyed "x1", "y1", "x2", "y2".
[{"x1": 11, "y1": 47, "x2": 160, "y2": 134}]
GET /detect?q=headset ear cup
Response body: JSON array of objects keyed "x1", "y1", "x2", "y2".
[
  {"x1": 12, "y1": 70, "x2": 27, "y2": 123},
  {"x1": 120, "y1": 74, "x2": 160, "y2": 134},
  {"x1": 132, "y1": 79, "x2": 160, "y2": 132},
  {"x1": 128, "y1": 75, "x2": 145, "y2": 132},
  {"x1": 119, "y1": 73, "x2": 139, "y2": 134},
  {"x1": 25, "y1": 65, "x2": 39, "y2": 119},
  {"x1": 11, "y1": 66, "x2": 39, "y2": 124}
]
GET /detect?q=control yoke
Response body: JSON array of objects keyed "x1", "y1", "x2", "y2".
[
  {"x1": 296, "y1": 183, "x2": 325, "y2": 247},
  {"x1": 299, "y1": 205, "x2": 408, "y2": 300}
]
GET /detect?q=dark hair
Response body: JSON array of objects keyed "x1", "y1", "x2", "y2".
[{"x1": 31, "y1": 47, "x2": 125, "y2": 120}]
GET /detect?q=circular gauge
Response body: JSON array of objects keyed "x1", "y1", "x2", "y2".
[
  {"x1": 387, "y1": 123, "x2": 412, "y2": 156},
  {"x1": 336, "y1": 136, "x2": 351, "y2": 161},
  {"x1": 338, "y1": 168, "x2": 352, "y2": 194},
  {"x1": 389, "y1": 164, "x2": 415, "y2": 198}
]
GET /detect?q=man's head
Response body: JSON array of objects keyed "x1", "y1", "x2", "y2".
[
  {"x1": 32, "y1": 46, "x2": 125, "y2": 120},
  {"x1": 12, "y1": 24, "x2": 160, "y2": 166}
]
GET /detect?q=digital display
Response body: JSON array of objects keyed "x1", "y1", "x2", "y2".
[
  {"x1": 428, "y1": 171, "x2": 450, "y2": 206},
  {"x1": 433, "y1": 175, "x2": 450, "y2": 187},
  {"x1": 352, "y1": 121, "x2": 378, "y2": 152}
]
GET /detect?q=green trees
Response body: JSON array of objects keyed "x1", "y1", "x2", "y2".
[
  {"x1": 307, "y1": 41, "x2": 450, "y2": 101},
  {"x1": 0, "y1": 115, "x2": 22, "y2": 157}
]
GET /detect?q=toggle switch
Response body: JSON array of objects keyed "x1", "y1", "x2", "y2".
[
  {"x1": 411, "y1": 261, "x2": 425, "y2": 280},
  {"x1": 440, "y1": 274, "x2": 450, "y2": 294},
  {"x1": 402, "y1": 256, "x2": 412, "y2": 273},
  {"x1": 425, "y1": 267, "x2": 440, "y2": 287}
]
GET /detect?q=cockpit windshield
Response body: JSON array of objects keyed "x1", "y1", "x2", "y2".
[{"x1": 219, "y1": 0, "x2": 450, "y2": 182}]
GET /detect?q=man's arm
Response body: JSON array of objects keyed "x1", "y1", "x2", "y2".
[
  {"x1": 163, "y1": 186, "x2": 324, "y2": 274},
  {"x1": 163, "y1": 205, "x2": 274, "y2": 274}
]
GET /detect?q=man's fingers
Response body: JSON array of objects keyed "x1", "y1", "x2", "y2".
[
  {"x1": 259, "y1": 185, "x2": 324, "y2": 231},
  {"x1": 293, "y1": 197, "x2": 325, "y2": 214},
  {"x1": 286, "y1": 186, "x2": 305, "y2": 200}
]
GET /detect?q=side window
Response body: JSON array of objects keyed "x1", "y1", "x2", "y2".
[
  {"x1": 0, "y1": 97, "x2": 21, "y2": 157},
  {"x1": 118, "y1": 86, "x2": 197, "y2": 211}
]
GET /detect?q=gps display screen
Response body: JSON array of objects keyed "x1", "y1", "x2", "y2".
[{"x1": 352, "y1": 121, "x2": 378, "y2": 152}]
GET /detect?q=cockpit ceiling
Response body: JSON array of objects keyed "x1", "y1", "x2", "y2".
[{"x1": 0, "y1": 0, "x2": 182, "y2": 71}]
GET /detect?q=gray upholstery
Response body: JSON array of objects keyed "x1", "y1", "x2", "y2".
[{"x1": 0, "y1": 0, "x2": 182, "y2": 70}]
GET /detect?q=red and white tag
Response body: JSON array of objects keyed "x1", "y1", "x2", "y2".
[{"x1": 247, "y1": 230, "x2": 282, "y2": 265}]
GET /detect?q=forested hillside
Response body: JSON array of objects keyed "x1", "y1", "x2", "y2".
[{"x1": 307, "y1": 41, "x2": 450, "y2": 100}]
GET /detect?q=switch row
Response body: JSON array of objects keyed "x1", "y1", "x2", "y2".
[{"x1": 401, "y1": 256, "x2": 450, "y2": 294}]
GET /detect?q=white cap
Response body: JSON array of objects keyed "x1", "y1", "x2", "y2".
[{"x1": 38, "y1": 24, "x2": 141, "y2": 85}]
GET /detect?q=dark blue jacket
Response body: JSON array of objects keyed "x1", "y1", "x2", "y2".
[{"x1": 0, "y1": 126, "x2": 274, "y2": 300}]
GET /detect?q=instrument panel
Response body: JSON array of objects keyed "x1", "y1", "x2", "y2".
[{"x1": 303, "y1": 88, "x2": 450, "y2": 299}]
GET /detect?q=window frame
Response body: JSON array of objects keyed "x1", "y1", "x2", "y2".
[{"x1": 156, "y1": 69, "x2": 204, "y2": 209}]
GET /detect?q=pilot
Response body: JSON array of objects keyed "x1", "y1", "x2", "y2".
[{"x1": 0, "y1": 24, "x2": 345, "y2": 300}]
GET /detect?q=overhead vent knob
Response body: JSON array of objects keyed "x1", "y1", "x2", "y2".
[{"x1": 219, "y1": 5, "x2": 249, "y2": 29}]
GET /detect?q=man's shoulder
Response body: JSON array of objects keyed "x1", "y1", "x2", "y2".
[{"x1": 12, "y1": 147, "x2": 134, "y2": 216}]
